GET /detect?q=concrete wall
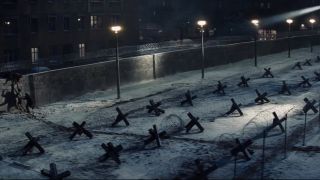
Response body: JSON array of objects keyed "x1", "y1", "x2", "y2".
[{"x1": 1, "y1": 35, "x2": 319, "y2": 110}]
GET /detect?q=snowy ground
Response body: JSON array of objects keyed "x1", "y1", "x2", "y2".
[{"x1": 1, "y1": 46, "x2": 320, "y2": 179}]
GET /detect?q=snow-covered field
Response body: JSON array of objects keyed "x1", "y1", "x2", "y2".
[{"x1": 1, "y1": 46, "x2": 320, "y2": 179}]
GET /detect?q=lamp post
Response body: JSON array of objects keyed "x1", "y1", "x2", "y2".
[
  {"x1": 286, "y1": 19, "x2": 293, "y2": 58},
  {"x1": 111, "y1": 25, "x2": 122, "y2": 99},
  {"x1": 309, "y1": 18, "x2": 316, "y2": 52},
  {"x1": 197, "y1": 20, "x2": 207, "y2": 79},
  {"x1": 251, "y1": 19, "x2": 259, "y2": 67}
]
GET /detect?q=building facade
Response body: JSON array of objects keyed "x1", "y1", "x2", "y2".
[
  {"x1": 1, "y1": 0, "x2": 320, "y2": 72},
  {"x1": 0, "y1": 0, "x2": 139, "y2": 71}
]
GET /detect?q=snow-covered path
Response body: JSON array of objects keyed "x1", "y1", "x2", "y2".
[{"x1": 1, "y1": 46, "x2": 320, "y2": 179}]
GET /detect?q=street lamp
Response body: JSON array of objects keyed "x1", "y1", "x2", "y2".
[
  {"x1": 111, "y1": 25, "x2": 122, "y2": 99},
  {"x1": 251, "y1": 19, "x2": 259, "y2": 67},
  {"x1": 309, "y1": 18, "x2": 316, "y2": 30},
  {"x1": 286, "y1": 19, "x2": 293, "y2": 58},
  {"x1": 197, "y1": 20, "x2": 207, "y2": 79},
  {"x1": 309, "y1": 18, "x2": 316, "y2": 52}
]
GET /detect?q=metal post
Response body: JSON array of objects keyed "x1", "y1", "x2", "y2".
[
  {"x1": 115, "y1": 33, "x2": 121, "y2": 99},
  {"x1": 254, "y1": 36, "x2": 257, "y2": 67},
  {"x1": 201, "y1": 28, "x2": 205, "y2": 79},
  {"x1": 233, "y1": 154, "x2": 237, "y2": 179},
  {"x1": 261, "y1": 130, "x2": 266, "y2": 180},
  {"x1": 153, "y1": 54, "x2": 156, "y2": 79},
  {"x1": 288, "y1": 24, "x2": 291, "y2": 58},
  {"x1": 303, "y1": 113, "x2": 307, "y2": 146},
  {"x1": 311, "y1": 25, "x2": 314, "y2": 53},
  {"x1": 284, "y1": 116, "x2": 288, "y2": 158}
]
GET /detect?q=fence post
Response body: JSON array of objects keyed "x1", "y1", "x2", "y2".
[
  {"x1": 233, "y1": 154, "x2": 237, "y2": 179},
  {"x1": 254, "y1": 36, "x2": 257, "y2": 67},
  {"x1": 284, "y1": 116, "x2": 288, "y2": 159},
  {"x1": 261, "y1": 130, "x2": 266, "y2": 180},
  {"x1": 303, "y1": 113, "x2": 307, "y2": 146},
  {"x1": 153, "y1": 54, "x2": 156, "y2": 80}
]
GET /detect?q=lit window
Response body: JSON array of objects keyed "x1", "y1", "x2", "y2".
[
  {"x1": 31, "y1": 48, "x2": 39, "y2": 63},
  {"x1": 79, "y1": 43, "x2": 85, "y2": 57},
  {"x1": 90, "y1": 15, "x2": 102, "y2": 29}
]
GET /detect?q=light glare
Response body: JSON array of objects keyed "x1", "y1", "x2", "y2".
[
  {"x1": 286, "y1": 19, "x2": 293, "y2": 24},
  {"x1": 197, "y1": 20, "x2": 207, "y2": 27},
  {"x1": 309, "y1": 18, "x2": 316, "y2": 24},
  {"x1": 111, "y1": 26, "x2": 122, "y2": 34},
  {"x1": 251, "y1": 19, "x2": 260, "y2": 26}
]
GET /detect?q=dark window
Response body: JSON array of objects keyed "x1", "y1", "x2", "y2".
[
  {"x1": 62, "y1": 44, "x2": 73, "y2": 55},
  {"x1": 30, "y1": 18, "x2": 38, "y2": 33},
  {"x1": 29, "y1": 0, "x2": 37, "y2": 4},
  {"x1": 63, "y1": 0, "x2": 70, "y2": 7},
  {"x1": 64, "y1": 17, "x2": 70, "y2": 31},
  {"x1": 48, "y1": 0, "x2": 54, "y2": 3},
  {"x1": 49, "y1": 45, "x2": 59, "y2": 57},
  {"x1": 109, "y1": 0, "x2": 121, "y2": 8},
  {"x1": 89, "y1": 0, "x2": 104, "y2": 12},
  {"x1": 2, "y1": 0, "x2": 18, "y2": 9},
  {"x1": 77, "y1": 16, "x2": 85, "y2": 30},
  {"x1": 3, "y1": 49, "x2": 18, "y2": 62},
  {"x1": 48, "y1": 16, "x2": 56, "y2": 31},
  {"x1": 3, "y1": 18, "x2": 18, "y2": 35},
  {"x1": 110, "y1": 15, "x2": 120, "y2": 25}
]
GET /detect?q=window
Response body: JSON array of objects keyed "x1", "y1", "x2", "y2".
[
  {"x1": 109, "y1": 0, "x2": 121, "y2": 8},
  {"x1": 77, "y1": 16, "x2": 85, "y2": 30},
  {"x1": 3, "y1": 18, "x2": 18, "y2": 35},
  {"x1": 90, "y1": 15, "x2": 102, "y2": 29},
  {"x1": 79, "y1": 43, "x2": 85, "y2": 57},
  {"x1": 49, "y1": 45, "x2": 59, "y2": 58},
  {"x1": 48, "y1": 16, "x2": 56, "y2": 31},
  {"x1": 31, "y1": 48, "x2": 39, "y2": 63},
  {"x1": 110, "y1": 15, "x2": 120, "y2": 25},
  {"x1": 29, "y1": 0, "x2": 37, "y2": 4},
  {"x1": 3, "y1": 49, "x2": 18, "y2": 62},
  {"x1": 89, "y1": 0, "x2": 104, "y2": 12},
  {"x1": 30, "y1": 18, "x2": 38, "y2": 33},
  {"x1": 3, "y1": 0, "x2": 17, "y2": 9},
  {"x1": 62, "y1": 44, "x2": 73, "y2": 55},
  {"x1": 48, "y1": 0, "x2": 54, "y2": 3},
  {"x1": 64, "y1": 17, "x2": 70, "y2": 31},
  {"x1": 63, "y1": 0, "x2": 70, "y2": 7}
]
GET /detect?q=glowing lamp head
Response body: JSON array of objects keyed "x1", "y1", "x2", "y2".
[
  {"x1": 286, "y1": 19, "x2": 293, "y2": 24},
  {"x1": 111, "y1": 26, "x2": 122, "y2": 34},
  {"x1": 197, "y1": 20, "x2": 207, "y2": 27},
  {"x1": 5, "y1": 21, "x2": 10, "y2": 25},
  {"x1": 309, "y1": 18, "x2": 316, "y2": 24},
  {"x1": 251, "y1": 19, "x2": 259, "y2": 26}
]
